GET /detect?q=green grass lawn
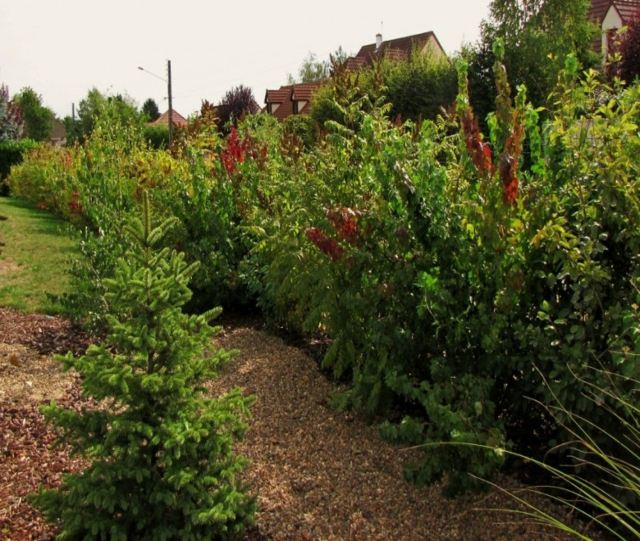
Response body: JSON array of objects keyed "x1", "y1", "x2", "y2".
[{"x1": 0, "y1": 197, "x2": 77, "y2": 313}]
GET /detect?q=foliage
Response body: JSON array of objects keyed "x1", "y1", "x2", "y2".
[
  {"x1": 485, "y1": 366, "x2": 640, "y2": 540},
  {"x1": 31, "y1": 193, "x2": 255, "y2": 540},
  {"x1": 281, "y1": 114, "x2": 316, "y2": 149},
  {"x1": 468, "y1": 0, "x2": 598, "y2": 124},
  {"x1": 11, "y1": 43, "x2": 640, "y2": 504},
  {"x1": 216, "y1": 85, "x2": 258, "y2": 131},
  {"x1": 74, "y1": 88, "x2": 142, "y2": 143},
  {"x1": 381, "y1": 51, "x2": 457, "y2": 122},
  {"x1": 143, "y1": 124, "x2": 170, "y2": 149},
  {"x1": 13, "y1": 87, "x2": 54, "y2": 142},
  {"x1": 0, "y1": 138, "x2": 38, "y2": 195},
  {"x1": 288, "y1": 52, "x2": 329, "y2": 84},
  {"x1": 142, "y1": 97, "x2": 161, "y2": 121},
  {"x1": 615, "y1": 18, "x2": 640, "y2": 84},
  {"x1": 0, "y1": 84, "x2": 23, "y2": 141},
  {"x1": 310, "y1": 52, "x2": 456, "y2": 128}
]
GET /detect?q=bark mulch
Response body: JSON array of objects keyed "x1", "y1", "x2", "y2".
[{"x1": 0, "y1": 309, "x2": 588, "y2": 540}]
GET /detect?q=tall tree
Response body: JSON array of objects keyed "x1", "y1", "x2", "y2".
[
  {"x1": 216, "y1": 85, "x2": 258, "y2": 130},
  {"x1": 13, "y1": 87, "x2": 53, "y2": 141},
  {"x1": 74, "y1": 88, "x2": 141, "y2": 142},
  {"x1": 142, "y1": 97, "x2": 161, "y2": 121},
  {"x1": 0, "y1": 85, "x2": 23, "y2": 141},
  {"x1": 287, "y1": 48, "x2": 349, "y2": 84},
  {"x1": 468, "y1": 0, "x2": 598, "y2": 123}
]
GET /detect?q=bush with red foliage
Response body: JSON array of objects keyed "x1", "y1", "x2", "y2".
[
  {"x1": 325, "y1": 207, "x2": 360, "y2": 245},
  {"x1": 305, "y1": 227, "x2": 344, "y2": 261},
  {"x1": 499, "y1": 110, "x2": 525, "y2": 205},
  {"x1": 221, "y1": 127, "x2": 247, "y2": 175},
  {"x1": 617, "y1": 18, "x2": 640, "y2": 84},
  {"x1": 461, "y1": 109, "x2": 494, "y2": 177}
]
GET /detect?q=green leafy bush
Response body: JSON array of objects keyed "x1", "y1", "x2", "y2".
[
  {"x1": 32, "y1": 194, "x2": 255, "y2": 540},
  {"x1": 0, "y1": 138, "x2": 38, "y2": 195},
  {"x1": 143, "y1": 124, "x2": 170, "y2": 149}
]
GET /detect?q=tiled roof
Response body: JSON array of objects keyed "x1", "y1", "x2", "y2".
[
  {"x1": 264, "y1": 82, "x2": 324, "y2": 120},
  {"x1": 590, "y1": 0, "x2": 640, "y2": 23},
  {"x1": 291, "y1": 82, "x2": 323, "y2": 101},
  {"x1": 152, "y1": 109, "x2": 188, "y2": 127},
  {"x1": 265, "y1": 85, "x2": 292, "y2": 104},
  {"x1": 589, "y1": 0, "x2": 640, "y2": 52},
  {"x1": 344, "y1": 57, "x2": 367, "y2": 70},
  {"x1": 349, "y1": 31, "x2": 444, "y2": 69},
  {"x1": 615, "y1": 0, "x2": 640, "y2": 22}
]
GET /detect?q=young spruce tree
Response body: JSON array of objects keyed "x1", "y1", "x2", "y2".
[{"x1": 32, "y1": 193, "x2": 255, "y2": 540}]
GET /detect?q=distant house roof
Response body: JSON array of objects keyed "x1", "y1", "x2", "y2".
[
  {"x1": 347, "y1": 31, "x2": 446, "y2": 69},
  {"x1": 589, "y1": 0, "x2": 640, "y2": 53},
  {"x1": 152, "y1": 109, "x2": 188, "y2": 127},
  {"x1": 264, "y1": 82, "x2": 324, "y2": 121},
  {"x1": 50, "y1": 118, "x2": 66, "y2": 143},
  {"x1": 590, "y1": 0, "x2": 640, "y2": 23}
]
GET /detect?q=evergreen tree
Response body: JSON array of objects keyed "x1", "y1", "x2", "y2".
[
  {"x1": 142, "y1": 98, "x2": 161, "y2": 122},
  {"x1": 32, "y1": 193, "x2": 255, "y2": 540}
]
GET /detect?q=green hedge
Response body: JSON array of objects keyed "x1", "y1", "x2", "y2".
[{"x1": 0, "y1": 139, "x2": 38, "y2": 195}]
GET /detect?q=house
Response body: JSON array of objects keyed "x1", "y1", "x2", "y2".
[
  {"x1": 151, "y1": 109, "x2": 188, "y2": 128},
  {"x1": 264, "y1": 82, "x2": 324, "y2": 121},
  {"x1": 263, "y1": 30, "x2": 446, "y2": 121},
  {"x1": 50, "y1": 118, "x2": 66, "y2": 146},
  {"x1": 589, "y1": 0, "x2": 640, "y2": 55},
  {"x1": 345, "y1": 31, "x2": 446, "y2": 70}
]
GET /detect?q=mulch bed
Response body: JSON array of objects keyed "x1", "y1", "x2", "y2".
[
  {"x1": 0, "y1": 309, "x2": 591, "y2": 540},
  {"x1": 0, "y1": 309, "x2": 90, "y2": 356}
]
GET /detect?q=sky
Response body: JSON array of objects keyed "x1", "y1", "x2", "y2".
[{"x1": 0, "y1": 0, "x2": 492, "y2": 119}]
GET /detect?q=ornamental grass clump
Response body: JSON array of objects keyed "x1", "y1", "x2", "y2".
[{"x1": 31, "y1": 192, "x2": 255, "y2": 540}]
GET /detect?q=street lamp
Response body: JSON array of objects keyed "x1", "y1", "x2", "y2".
[{"x1": 137, "y1": 60, "x2": 173, "y2": 147}]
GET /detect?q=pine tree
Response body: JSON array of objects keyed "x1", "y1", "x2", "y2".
[{"x1": 32, "y1": 193, "x2": 255, "y2": 540}]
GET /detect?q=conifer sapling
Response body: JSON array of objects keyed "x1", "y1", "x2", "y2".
[{"x1": 32, "y1": 192, "x2": 255, "y2": 540}]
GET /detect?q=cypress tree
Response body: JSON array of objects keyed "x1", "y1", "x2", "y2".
[{"x1": 32, "y1": 193, "x2": 255, "y2": 540}]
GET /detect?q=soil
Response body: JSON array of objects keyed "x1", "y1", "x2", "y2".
[{"x1": 0, "y1": 309, "x2": 592, "y2": 540}]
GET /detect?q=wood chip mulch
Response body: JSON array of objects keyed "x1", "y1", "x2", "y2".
[
  {"x1": 0, "y1": 309, "x2": 592, "y2": 540},
  {"x1": 0, "y1": 308, "x2": 90, "y2": 356}
]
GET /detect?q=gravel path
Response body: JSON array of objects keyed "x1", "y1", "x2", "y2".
[{"x1": 211, "y1": 324, "x2": 578, "y2": 541}]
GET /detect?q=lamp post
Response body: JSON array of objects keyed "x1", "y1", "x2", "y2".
[{"x1": 137, "y1": 60, "x2": 173, "y2": 147}]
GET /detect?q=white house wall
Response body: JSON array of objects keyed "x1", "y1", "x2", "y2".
[{"x1": 602, "y1": 5, "x2": 623, "y2": 55}]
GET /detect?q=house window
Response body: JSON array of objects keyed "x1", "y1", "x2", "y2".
[
  {"x1": 292, "y1": 100, "x2": 299, "y2": 114},
  {"x1": 266, "y1": 103, "x2": 272, "y2": 114}
]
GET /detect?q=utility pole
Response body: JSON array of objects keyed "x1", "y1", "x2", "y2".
[
  {"x1": 72, "y1": 103, "x2": 75, "y2": 122},
  {"x1": 167, "y1": 59, "x2": 173, "y2": 148}
]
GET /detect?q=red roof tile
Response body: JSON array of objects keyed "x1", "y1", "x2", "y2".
[
  {"x1": 291, "y1": 82, "x2": 323, "y2": 101},
  {"x1": 264, "y1": 82, "x2": 325, "y2": 121},
  {"x1": 265, "y1": 85, "x2": 292, "y2": 104},
  {"x1": 152, "y1": 109, "x2": 188, "y2": 127},
  {"x1": 590, "y1": 0, "x2": 640, "y2": 23},
  {"x1": 615, "y1": 0, "x2": 640, "y2": 22},
  {"x1": 349, "y1": 31, "x2": 444, "y2": 69}
]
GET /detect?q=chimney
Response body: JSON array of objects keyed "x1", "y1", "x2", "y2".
[{"x1": 375, "y1": 33, "x2": 383, "y2": 51}]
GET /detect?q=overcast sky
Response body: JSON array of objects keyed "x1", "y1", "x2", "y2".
[{"x1": 0, "y1": 0, "x2": 492, "y2": 119}]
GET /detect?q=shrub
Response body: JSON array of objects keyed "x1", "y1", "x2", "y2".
[
  {"x1": 0, "y1": 138, "x2": 38, "y2": 195},
  {"x1": 380, "y1": 51, "x2": 457, "y2": 122},
  {"x1": 143, "y1": 124, "x2": 169, "y2": 149},
  {"x1": 32, "y1": 194, "x2": 255, "y2": 540}
]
